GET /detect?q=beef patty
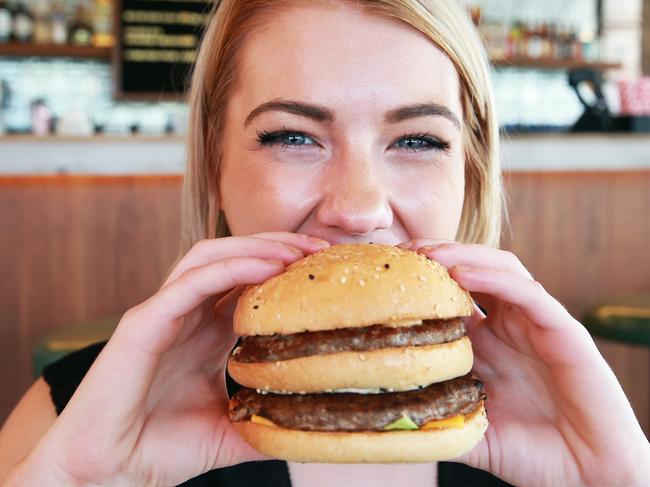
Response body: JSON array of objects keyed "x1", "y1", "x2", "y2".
[
  {"x1": 229, "y1": 374, "x2": 485, "y2": 432},
  {"x1": 232, "y1": 318, "x2": 466, "y2": 363}
]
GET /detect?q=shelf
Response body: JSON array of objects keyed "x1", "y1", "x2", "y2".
[
  {"x1": 491, "y1": 55, "x2": 621, "y2": 71},
  {"x1": 0, "y1": 43, "x2": 112, "y2": 59}
]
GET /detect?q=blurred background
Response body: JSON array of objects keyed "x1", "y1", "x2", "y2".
[{"x1": 0, "y1": 0, "x2": 649, "y2": 440}]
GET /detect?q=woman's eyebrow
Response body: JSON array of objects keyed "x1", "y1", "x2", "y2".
[
  {"x1": 244, "y1": 100, "x2": 460, "y2": 130},
  {"x1": 385, "y1": 103, "x2": 461, "y2": 130},
  {"x1": 244, "y1": 100, "x2": 333, "y2": 126}
]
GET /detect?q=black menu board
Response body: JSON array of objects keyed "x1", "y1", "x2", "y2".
[{"x1": 115, "y1": 0, "x2": 213, "y2": 99}]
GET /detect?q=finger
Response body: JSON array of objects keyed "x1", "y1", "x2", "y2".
[
  {"x1": 51, "y1": 258, "x2": 286, "y2": 463},
  {"x1": 417, "y1": 243, "x2": 533, "y2": 279},
  {"x1": 165, "y1": 233, "x2": 329, "y2": 285},
  {"x1": 463, "y1": 299, "x2": 487, "y2": 332},
  {"x1": 135, "y1": 258, "x2": 286, "y2": 351},
  {"x1": 396, "y1": 238, "x2": 454, "y2": 250},
  {"x1": 214, "y1": 285, "x2": 245, "y2": 320},
  {"x1": 58, "y1": 258, "x2": 287, "y2": 446},
  {"x1": 450, "y1": 265, "x2": 573, "y2": 334}
]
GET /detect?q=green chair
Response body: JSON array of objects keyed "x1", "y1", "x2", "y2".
[
  {"x1": 32, "y1": 317, "x2": 119, "y2": 379},
  {"x1": 583, "y1": 294, "x2": 650, "y2": 346}
]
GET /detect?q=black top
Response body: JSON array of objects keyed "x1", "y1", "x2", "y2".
[{"x1": 42, "y1": 342, "x2": 513, "y2": 487}]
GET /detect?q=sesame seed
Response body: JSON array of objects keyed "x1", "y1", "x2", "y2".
[
  {"x1": 358, "y1": 279, "x2": 365, "y2": 287},
  {"x1": 384, "y1": 263, "x2": 390, "y2": 269},
  {"x1": 358, "y1": 354, "x2": 366, "y2": 361},
  {"x1": 253, "y1": 305, "x2": 259, "y2": 309},
  {"x1": 340, "y1": 276, "x2": 347, "y2": 284},
  {"x1": 308, "y1": 274, "x2": 315, "y2": 280},
  {"x1": 374, "y1": 274, "x2": 380, "y2": 279},
  {"x1": 399, "y1": 284, "x2": 406, "y2": 292},
  {"x1": 418, "y1": 275, "x2": 426, "y2": 281},
  {"x1": 276, "y1": 313, "x2": 282, "y2": 320},
  {"x1": 451, "y1": 296, "x2": 457, "y2": 301}
]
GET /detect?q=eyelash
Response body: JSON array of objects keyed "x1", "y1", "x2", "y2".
[{"x1": 255, "y1": 127, "x2": 450, "y2": 153}]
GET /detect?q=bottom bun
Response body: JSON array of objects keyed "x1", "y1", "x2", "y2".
[{"x1": 232, "y1": 403, "x2": 487, "y2": 463}]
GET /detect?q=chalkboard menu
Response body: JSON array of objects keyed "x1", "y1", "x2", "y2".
[{"x1": 115, "y1": 0, "x2": 213, "y2": 98}]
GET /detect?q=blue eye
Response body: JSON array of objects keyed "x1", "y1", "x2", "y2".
[
  {"x1": 257, "y1": 129, "x2": 317, "y2": 148},
  {"x1": 394, "y1": 134, "x2": 450, "y2": 152}
]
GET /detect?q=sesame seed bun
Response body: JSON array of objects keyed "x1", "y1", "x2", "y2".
[
  {"x1": 233, "y1": 243, "x2": 473, "y2": 336},
  {"x1": 227, "y1": 243, "x2": 486, "y2": 464}
]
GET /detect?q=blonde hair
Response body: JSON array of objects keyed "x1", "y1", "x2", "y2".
[{"x1": 180, "y1": 0, "x2": 503, "y2": 258}]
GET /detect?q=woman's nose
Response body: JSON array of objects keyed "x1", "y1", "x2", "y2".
[{"x1": 315, "y1": 148, "x2": 393, "y2": 236}]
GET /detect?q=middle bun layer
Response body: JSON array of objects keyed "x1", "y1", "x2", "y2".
[{"x1": 228, "y1": 336, "x2": 473, "y2": 393}]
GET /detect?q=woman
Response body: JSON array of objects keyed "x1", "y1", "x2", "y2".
[{"x1": 1, "y1": 1, "x2": 649, "y2": 485}]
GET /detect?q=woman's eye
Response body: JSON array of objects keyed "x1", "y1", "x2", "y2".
[
  {"x1": 393, "y1": 135, "x2": 449, "y2": 152},
  {"x1": 257, "y1": 129, "x2": 317, "y2": 148}
]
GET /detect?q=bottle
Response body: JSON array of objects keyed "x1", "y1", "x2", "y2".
[
  {"x1": 51, "y1": 0, "x2": 66, "y2": 44},
  {"x1": 540, "y1": 22, "x2": 551, "y2": 59},
  {"x1": 32, "y1": 0, "x2": 51, "y2": 44},
  {"x1": 68, "y1": 1, "x2": 93, "y2": 46},
  {"x1": 12, "y1": 0, "x2": 33, "y2": 43},
  {"x1": 0, "y1": 0, "x2": 11, "y2": 43},
  {"x1": 547, "y1": 23, "x2": 558, "y2": 59},
  {"x1": 91, "y1": 0, "x2": 114, "y2": 47},
  {"x1": 571, "y1": 26, "x2": 583, "y2": 60},
  {"x1": 506, "y1": 21, "x2": 523, "y2": 58},
  {"x1": 527, "y1": 22, "x2": 543, "y2": 59}
]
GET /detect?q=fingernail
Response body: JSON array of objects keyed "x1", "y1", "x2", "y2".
[
  {"x1": 265, "y1": 259, "x2": 285, "y2": 267},
  {"x1": 287, "y1": 247, "x2": 304, "y2": 256},
  {"x1": 454, "y1": 265, "x2": 475, "y2": 272},
  {"x1": 307, "y1": 237, "x2": 330, "y2": 247},
  {"x1": 417, "y1": 245, "x2": 443, "y2": 254}
]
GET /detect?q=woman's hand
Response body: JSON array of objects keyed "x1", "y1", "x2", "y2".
[
  {"x1": 399, "y1": 239, "x2": 650, "y2": 487},
  {"x1": 21, "y1": 233, "x2": 329, "y2": 487}
]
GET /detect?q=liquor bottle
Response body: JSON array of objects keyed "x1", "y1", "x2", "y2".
[
  {"x1": 92, "y1": 0, "x2": 114, "y2": 47},
  {"x1": 68, "y1": 1, "x2": 93, "y2": 46},
  {"x1": 12, "y1": 0, "x2": 33, "y2": 43},
  {"x1": 0, "y1": 0, "x2": 11, "y2": 43},
  {"x1": 527, "y1": 22, "x2": 543, "y2": 59},
  {"x1": 32, "y1": 0, "x2": 51, "y2": 44},
  {"x1": 51, "y1": 0, "x2": 66, "y2": 44}
]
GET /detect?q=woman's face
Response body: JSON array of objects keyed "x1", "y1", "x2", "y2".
[{"x1": 220, "y1": 2, "x2": 465, "y2": 245}]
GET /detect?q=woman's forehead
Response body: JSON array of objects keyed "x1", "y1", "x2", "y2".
[{"x1": 231, "y1": 2, "x2": 462, "y2": 122}]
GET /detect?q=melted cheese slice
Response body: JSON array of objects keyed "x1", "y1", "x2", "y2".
[
  {"x1": 251, "y1": 414, "x2": 277, "y2": 427},
  {"x1": 250, "y1": 413, "x2": 466, "y2": 430},
  {"x1": 420, "y1": 414, "x2": 465, "y2": 430}
]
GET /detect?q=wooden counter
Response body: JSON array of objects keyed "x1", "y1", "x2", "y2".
[{"x1": 1, "y1": 171, "x2": 649, "y2": 438}]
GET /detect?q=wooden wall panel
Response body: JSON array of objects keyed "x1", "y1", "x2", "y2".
[
  {"x1": 0, "y1": 176, "x2": 182, "y2": 424},
  {"x1": 501, "y1": 171, "x2": 650, "y2": 437},
  {"x1": 1, "y1": 171, "x2": 649, "y2": 439}
]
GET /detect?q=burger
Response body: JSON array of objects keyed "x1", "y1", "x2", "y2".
[{"x1": 227, "y1": 243, "x2": 487, "y2": 463}]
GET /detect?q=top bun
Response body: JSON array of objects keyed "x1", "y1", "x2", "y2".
[{"x1": 234, "y1": 243, "x2": 473, "y2": 336}]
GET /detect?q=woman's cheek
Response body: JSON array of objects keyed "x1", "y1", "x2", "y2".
[
  {"x1": 223, "y1": 163, "x2": 323, "y2": 236},
  {"x1": 386, "y1": 158, "x2": 464, "y2": 239}
]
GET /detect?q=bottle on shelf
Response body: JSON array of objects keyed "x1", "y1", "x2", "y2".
[
  {"x1": 0, "y1": 0, "x2": 11, "y2": 43},
  {"x1": 51, "y1": 0, "x2": 67, "y2": 45},
  {"x1": 32, "y1": 0, "x2": 52, "y2": 44},
  {"x1": 68, "y1": 1, "x2": 93, "y2": 46},
  {"x1": 527, "y1": 22, "x2": 544, "y2": 59},
  {"x1": 12, "y1": 0, "x2": 34, "y2": 43},
  {"x1": 91, "y1": 0, "x2": 114, "y2": 47}
]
